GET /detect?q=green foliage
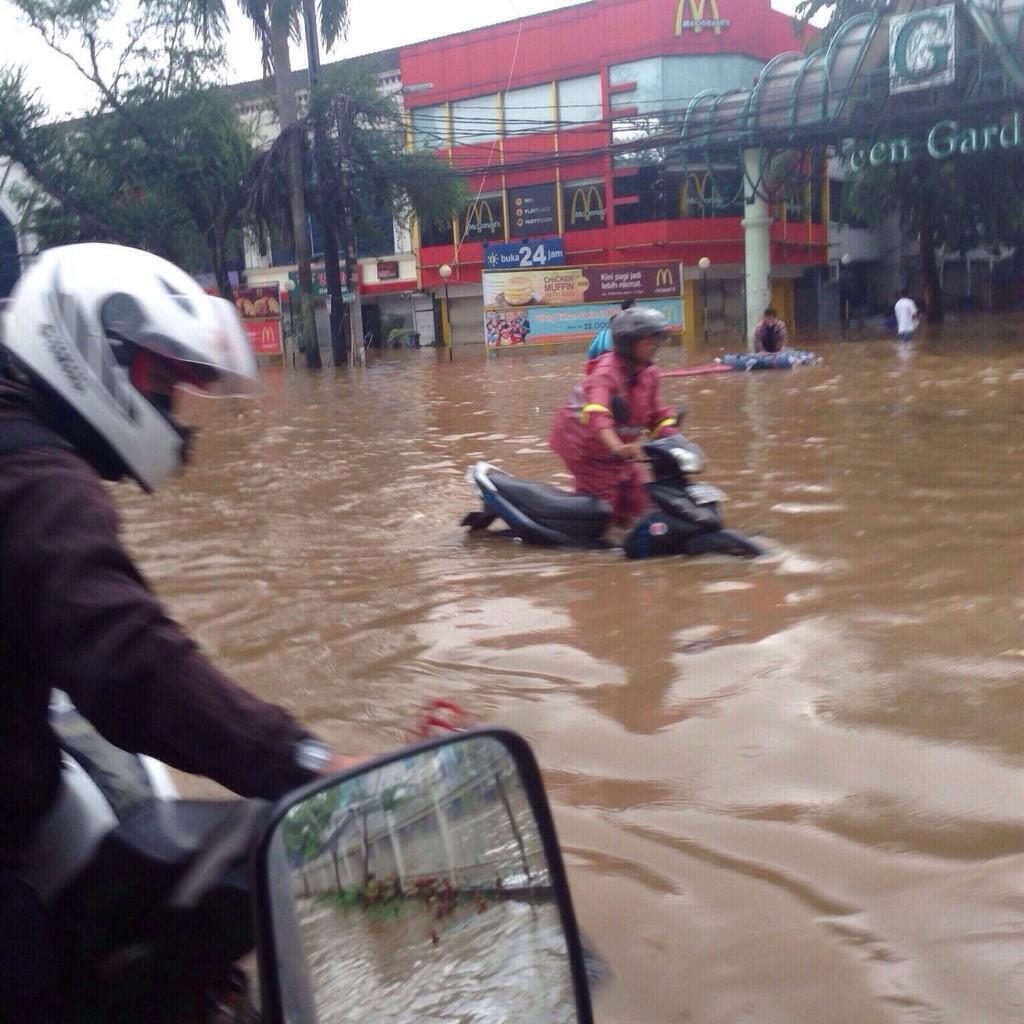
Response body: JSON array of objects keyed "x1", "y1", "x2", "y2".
[
  {"x1": 280, "y1": 788, "x2": 340, "y2": 861},
  {"x1": 793, "y1": 0, "x2": 882, "y2": 49},
  {"x1": 1, "y1": 72, "x2": 253, "y2": 282},
  {"x1": 247, "y1": 69, "x2": 465, "y2": 258},
  {"x1": 842, "y1": 150, "x2": 1024, "y2": 257},
  {"x1": 311, "y1": 66, "x2": 467, "y2": 230},
  {"x1": 795, "y1": 0, "x2": 1024, "y2": 321},
  {"x1": 1, "y1": 0, "x2": 255, "y2": 290},
  {"x1": 7, "y1": 0, "x2": 227, "y2": 100}
]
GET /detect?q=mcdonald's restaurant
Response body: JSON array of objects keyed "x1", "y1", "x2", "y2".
[{"x1": 402, "y1": 0, "x2": 831, "y2": 347}]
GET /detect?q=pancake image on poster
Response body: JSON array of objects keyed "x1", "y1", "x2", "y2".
[{"x1": 501, "y1": 275, "x2": 536, "y2": 306}]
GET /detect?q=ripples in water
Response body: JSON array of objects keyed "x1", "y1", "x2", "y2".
[{"x1": 116, "y1": 334, "x2": 1024, "y2": 1023}]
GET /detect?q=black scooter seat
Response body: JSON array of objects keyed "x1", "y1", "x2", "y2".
[{"x1": 488, "y1": 470, "x2": 610, "y2": 527}]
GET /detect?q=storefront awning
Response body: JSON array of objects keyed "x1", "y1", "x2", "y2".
[{"x1": 679, "y1": 0, "x2": 1024, "y2": 152}]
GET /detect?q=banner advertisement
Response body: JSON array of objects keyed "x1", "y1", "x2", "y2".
[
  {"x1": 483, "y1": 236, "x2": 565, "y2": 270},
  {"x1": 243, "y1": 318, "x2": 283, "y2": 355},
  {"x1": 507, "y1": 183, "x2": 558, "y2": 236},
  {"x1": 483, "y1": 261, "x2": 682, "y2": 308},
  {"x1": 485, "y1": 298, "x2": 683, "y2": 348},
  {"x1": 287, "y1": 268, "x2": 349, "y2": 296},
  {"x1": 233, "y1": 286, "x2": 281, "y2": 320}
]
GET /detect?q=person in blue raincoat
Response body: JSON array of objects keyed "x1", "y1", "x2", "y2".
[{"x1": 587, "y1": 299, "x2": 635, "y2": 359}]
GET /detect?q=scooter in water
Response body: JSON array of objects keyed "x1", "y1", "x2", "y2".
[
  {"x1": 22, "y1": 696, "x2": 594, "y2": 1023},
  {"x1": 462, "y1": 431, "x2": 765, "y2": 559}
]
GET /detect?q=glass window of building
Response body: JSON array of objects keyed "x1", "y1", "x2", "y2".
[
  {"x1": 504, "y1": 82, "x2": 554, "y2": 135},
  {"x1": 461, "y1": 194, "x2": 505, "y2": 242},
  {"x1": 612, "y1": 159, "x2": 668, "y2": 225},
  {"x1": 419, "y1": 215, "x2": 454, "y2": 248},
  {"x1": 451, "y1": 94, "x2": 499, "y2": 146},
  {"x1": 557, "y1": 76, "x2": 602, "y2": 126},
  {"x1": 674, "y1": 164, "x2": 744, "y2": 219},
  {"x1": 608, "y1": 58, "x2": 663, "y2": 116},
  {"x1": 562, "y1": 179, "x2": 607, "y2": 230},
  {"x1": 828, "y1": 178, "x2": 866, "y2": 228},
  {"x1": 411, "y1": 105, "x2": 447, "y2": 150},
  {"x1": 809, "y1": 177, "x2": 824, "y2": 223},
  {"x1": 661, "y1": 55, "x2": 766, "y2": 110}
]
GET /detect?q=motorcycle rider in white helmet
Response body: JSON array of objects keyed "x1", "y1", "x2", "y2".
[{"x1": 0, "y1": 244, "x2": 353, "y2": 1022}]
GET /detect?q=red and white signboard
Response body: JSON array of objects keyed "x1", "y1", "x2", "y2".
[{"x1": 243, "y1": 318, "x2": 283, "y2": 356}]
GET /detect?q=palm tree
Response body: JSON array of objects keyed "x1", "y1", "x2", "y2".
[{"x1": 224, "y1": 0, "x2": 351, "y2": 366}]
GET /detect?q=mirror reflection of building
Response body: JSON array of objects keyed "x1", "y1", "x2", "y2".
[{"x1": 272, "y1": 737, "x2": 581, "y2": 1024}]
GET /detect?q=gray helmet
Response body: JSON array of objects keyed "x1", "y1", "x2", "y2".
[{"x1": 611, "y1": 306, "x2": 669, "y2": 358}]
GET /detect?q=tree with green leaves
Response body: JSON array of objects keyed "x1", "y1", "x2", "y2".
[
  {"x1": 792, "y1": 0, "x2": 882, "y2": 48},
  {"x1": 794, "y1": 0, "x2": 1023, "y2": 322},
  {"x1": 246, "y1": 63, "x2": 465, "y2": 362},
  {"x1": 1, "y1": 0, "x2": 254, "y2": 296},
  {"x1": 841, "y1": 148, "x2": 1024, "y2": 322},
  {"x1": 212, "y1": 0, "x2": 352, "y2": 367}
]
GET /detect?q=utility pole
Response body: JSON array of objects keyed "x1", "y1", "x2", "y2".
[
  {"x1": 270, "y1": 9, "x2": 319, "y2": 368},
  {"x1": 301, "y1": 0, "x2": 347, "y2": 366},
  {"x1": 337, "y1": 94, "x2": 365, "y2": 367}
]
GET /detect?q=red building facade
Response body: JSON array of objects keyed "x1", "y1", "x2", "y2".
[{"x1": 399, "y1": 0, "x2": 826, "y2": 344}]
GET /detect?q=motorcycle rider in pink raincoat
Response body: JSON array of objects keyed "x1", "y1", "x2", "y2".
[{"x1": 549, "y1": 307, "x2": 679, "y2": 526}]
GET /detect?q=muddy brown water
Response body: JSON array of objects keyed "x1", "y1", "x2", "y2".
[{"x1": 117, "y1": 326, "x2": 1024, "y2": 1023}]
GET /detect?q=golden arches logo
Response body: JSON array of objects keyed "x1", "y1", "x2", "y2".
[
  {"x1": 675, "y1": 0, "x2": 729, "y2": 36},
  {"x1": 679, "y1": 171, "x2": 714, "y2": 215},
  {"x1": 261, "y1": 324, "x2": 277, "y2": 345},
  {"x1": 466, "y1": 199, "x2": 501, "y2": 235},
  {"x1": 655, "y1": 267, "x2": 676, "y2": 289},
  {"x1": 568, "y1": 186, "x2": 605, "y2": 225}
]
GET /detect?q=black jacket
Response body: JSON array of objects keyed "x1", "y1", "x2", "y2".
[{"x1": 0, "y1": 376, "x2": 315, "y2": 860}]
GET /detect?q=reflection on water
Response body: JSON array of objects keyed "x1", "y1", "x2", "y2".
[
  {"x1": 123, "y1": 324, "x2": 1024, "y2": 1023},
  {"x1": 298, "y1": 897, "x2": 573, "y2": 1024},
  {"x1": 277, "y1": 737, "x2": 576, "y2": 1022}
]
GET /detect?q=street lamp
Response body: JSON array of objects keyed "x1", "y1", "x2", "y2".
[
  {"x1": 698, "y1": 257, "x2": 711, "y2": 344},
  {"x1": 438, "y1": 264, "x2": 453, "y2": 360},
  {"x1": 284, "y1": 278, "x2": 297, "y2": 356},
  {"x1": 840, "y1": 253, "x2": 852, "y2": 335}
]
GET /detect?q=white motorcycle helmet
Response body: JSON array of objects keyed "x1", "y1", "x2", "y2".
[{"x1": 2, "y1": 243, "x2": 259, "y2": 490}]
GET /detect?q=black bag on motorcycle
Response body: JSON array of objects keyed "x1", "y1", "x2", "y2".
[{"x1": 50, "y1": 799, "x2": 265, "y2": 1024}]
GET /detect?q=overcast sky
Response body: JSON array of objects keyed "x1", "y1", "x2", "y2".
[{"x1": 1, "y1": 0, "x2": 817, "y2": 119}]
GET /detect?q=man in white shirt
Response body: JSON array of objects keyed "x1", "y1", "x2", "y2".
[{"x1": 894, "y1": 290, "x2": 920, "y2": 342}]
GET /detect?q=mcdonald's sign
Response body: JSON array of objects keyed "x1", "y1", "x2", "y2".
[
  {"x1": 463, "y1": 197, "x2": 505, "y2": 241},
  {"x1": 243, "y1": 317, "x2": 282, "y2": 356},
  {"x1": 564, "y1": 183, "x2": 606, "y2": 229},
  {"x1": 655, "y1": 267, "x2": 676, "y2": 290},
  {"x1": 674, "y1": 0, "x2": 730, "y2": 35}
]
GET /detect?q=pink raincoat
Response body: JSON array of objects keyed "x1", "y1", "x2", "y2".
[{"x1": 549, "y1": 351, "x2": 677, "y2": 521}]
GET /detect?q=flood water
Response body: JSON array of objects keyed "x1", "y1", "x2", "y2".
[{"x1": 119, "y1": 325, "x2": 1024, "y2": 1023}]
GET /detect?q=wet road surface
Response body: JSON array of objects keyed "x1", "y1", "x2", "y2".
[{"x1": 121, "y1": 325, "x2": 1024, "y2": 1023}]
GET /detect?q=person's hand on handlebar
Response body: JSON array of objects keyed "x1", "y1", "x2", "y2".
[
  {"x1": 598, "y1": 427, "x2": 643, "y2": 462},
  {"x1": 613, "y1": 442, "x2": 645, "y2": 462},
  {"x1": 324, "y1": 753, "x2": 368, "y2": 774}
]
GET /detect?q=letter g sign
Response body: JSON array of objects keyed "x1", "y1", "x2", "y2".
[{"x1": 890, "y1": 7, "x2": 955, "y2": 93}]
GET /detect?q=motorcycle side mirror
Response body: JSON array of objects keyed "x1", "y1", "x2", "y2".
[{"x1": 250, "y1": 729, "x2": 594, "y2": 1024}]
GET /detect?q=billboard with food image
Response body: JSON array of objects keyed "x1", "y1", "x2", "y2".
[
  {"x1": 483, "y1": 261, "x2": 683, "y2": 347},
  {"x1": 233, "y1": 286, "x2": 283, "y2": 356},
  {"x1": 233, "y1": 286, "x2": 282, "y2": 320}
]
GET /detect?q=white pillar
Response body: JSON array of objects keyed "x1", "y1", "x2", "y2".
[
  {"x1": 742, "y1": 147, "x2": 772, "y2": 352},
  {"x1": 384, "y1": 811, "x2": 407, "y2": 891},
  {"x1": 431, "y1": 791, "x2": 457, "y2": 885}
]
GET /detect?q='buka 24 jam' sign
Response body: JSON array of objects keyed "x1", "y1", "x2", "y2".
[{"x1": 844, "y1": 110, "x2": 1023, "y2": 171}]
